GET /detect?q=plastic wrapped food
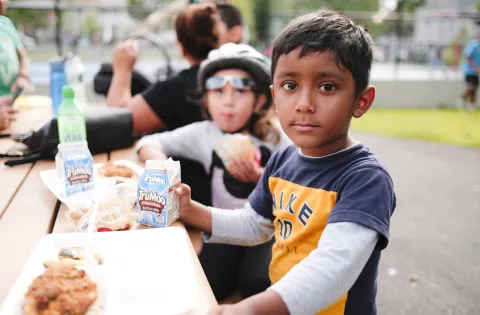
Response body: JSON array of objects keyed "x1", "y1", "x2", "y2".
[
  {"x1": 213, "y1": 133, "x2": 257, "y2": 167},
  {"x1": 65, "y1": 182, "x2": 139, "y2": 232}
]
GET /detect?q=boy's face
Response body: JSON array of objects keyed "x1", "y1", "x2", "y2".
[
  {"x1": 271, "y1": 47, "x2": 374, "y2": 157},
  {"x1": 0, "y1": 0, "x2": 8, "y2": 15}
]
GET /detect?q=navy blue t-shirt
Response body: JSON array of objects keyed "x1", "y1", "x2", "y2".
[{"x1": 249, "y1": 143, "x2": 396, "y2": 315}]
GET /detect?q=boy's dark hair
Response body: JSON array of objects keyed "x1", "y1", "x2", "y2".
[
  {"x1": 217, "y1": 3, "x2": 243, "y2": 29},
  {"x1": 271, "y1": 10, "x2": 373, "y2": 96},
  {"x1": 176, "y1": 3, "x2": 219, "y2": 61}
]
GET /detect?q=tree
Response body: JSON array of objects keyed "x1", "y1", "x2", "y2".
[
  {"x1": 83, "y1": 11, "x2": 101, "y2": 35},
  {"x1": 294, "y1": 0, "x2": 379, "y2": 12},
  {"x1": 128, "y1": 0, "x2": 178, "y2": 21},
  {"x1": 5, "y1": 0, "x2": 51, "y2": 29}
]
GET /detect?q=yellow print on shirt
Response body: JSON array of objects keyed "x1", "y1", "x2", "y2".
[{"x1": 268, "y1": 177, "x2": 348, "y2": 315}]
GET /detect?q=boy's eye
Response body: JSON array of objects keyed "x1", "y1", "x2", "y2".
[
  {"x1": 281, "y1": 82, "x2": 297, "y2": 91},
  {"x1": 320, "y1": 84, "x2": 337, "y2": 92}
]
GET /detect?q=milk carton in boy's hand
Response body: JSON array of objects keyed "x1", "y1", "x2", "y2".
[
  {"x1": 136, "y1": 159, "x2": 181, "y2": 227},
  {"x1": 55, "y1": 141, "x2": 94, "y2": 197}
]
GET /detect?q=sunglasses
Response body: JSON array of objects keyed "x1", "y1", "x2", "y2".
[{"x1": 205, "y1": 76, "x2": 256, "y2": 90}]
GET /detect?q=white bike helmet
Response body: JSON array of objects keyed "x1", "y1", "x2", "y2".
[{"x1": 198, "y1": 43, "x2": 271, "y2": 98}]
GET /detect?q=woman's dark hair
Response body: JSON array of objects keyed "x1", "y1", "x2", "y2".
[
  {"x1": 176, "y1": 3, "x2": 220, "y2": 62},
  {"x1": 271, "y1": 10, "x2": 373, "y2": 97}
]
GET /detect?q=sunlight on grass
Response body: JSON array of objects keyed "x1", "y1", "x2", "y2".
[{"x1": 351, "y1": 109, "x2": 480, "y2": 148}]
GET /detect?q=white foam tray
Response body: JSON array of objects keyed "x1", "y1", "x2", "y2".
[
  {"x1": 39, "y1": 160, "x2": 144, "y2": 210},
  {"x1": 0, "y1": 227, "x2": 198, "y2": 315}
]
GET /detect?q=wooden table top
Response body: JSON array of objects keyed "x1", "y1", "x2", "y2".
[{"x1": 0, "y1": 106, "x2": 216, "y2": 314}]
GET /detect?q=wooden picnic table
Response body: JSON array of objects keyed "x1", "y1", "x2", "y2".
[{"x1": 0, "y1": 106, "x2": 217, "y2": 314}]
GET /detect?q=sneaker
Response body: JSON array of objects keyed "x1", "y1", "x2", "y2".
[
  {"x1": 465, "y1": 103, "x2": 476, "y2": 112},
  {"x1": 456, "y1": 98, "x2": 466, "y2": 108}
]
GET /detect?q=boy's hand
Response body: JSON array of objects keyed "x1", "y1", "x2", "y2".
[
  {"x1": 175, "y1": 183, "x2": 194, "y2": 221},
  {"x1": 209, "y1": 291, "x2": 289, "y2": 315},
  {"x1": 174, "y1": 183, "x2": 213, "y2": 233},
  {"x1": 227, "y1": 157, "x2": 264, "y2": 183},
  {"x1": 112, "y1": 40, "x2": 138, "y2": 73}
]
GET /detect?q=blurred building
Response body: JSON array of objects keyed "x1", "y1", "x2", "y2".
[{"x1": 413, "y1": 0, "x2": 478, "y2": 46}]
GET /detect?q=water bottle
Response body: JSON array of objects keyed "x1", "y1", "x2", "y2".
[
  {"x1": 50, "y1": 59, "x2": 68, "y2": 117},
  {"x1": 57, "y1": 85, "x2": 87, "y2": 144}
]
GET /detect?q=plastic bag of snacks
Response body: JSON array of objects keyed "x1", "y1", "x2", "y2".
[{"x1": 65, "y1": 182, "x2": 139, "y2": 232}]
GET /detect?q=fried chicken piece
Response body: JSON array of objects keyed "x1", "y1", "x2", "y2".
[
  {"x1": 23, "y1": 264, "x2": 97, "y2": 315},
  {"x1": 99, "y1": 162, "x2": 136, "y2": 179}
]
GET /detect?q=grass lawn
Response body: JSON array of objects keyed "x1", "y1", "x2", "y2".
[{"x1": 350, "y1": 108, "x2": 480, "y2": 148}]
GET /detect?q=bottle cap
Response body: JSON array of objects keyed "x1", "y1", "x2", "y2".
[{"x1": 62, "y1": 85, "x2": 75, "y2": 98}]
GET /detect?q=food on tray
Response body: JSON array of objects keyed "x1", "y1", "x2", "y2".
[
  {"x1": 43, "y1": 247, "x2": 105, "y2": 268},
  {"x1": 137, "y1": 158, "x2": 181, "y2": 228},
  {"x1": 65, "y1": 182, "x2": 139, "y2": 232},
  {"x1": 23, "y1": 263, "x2": 98, "y2": 315},
  {"x1": 213, "y1": 133, "x2": 257, "y2": 167},
  {"x1": 98, "y1": 161, "x2": 138, "y2": 181}
]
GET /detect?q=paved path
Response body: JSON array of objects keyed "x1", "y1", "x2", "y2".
[{"x1": 352, "y1": 132, "x2": 480, "y2": 315}]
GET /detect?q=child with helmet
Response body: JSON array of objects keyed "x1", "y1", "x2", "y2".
[{"x1": 136, "y1": 43, "x2": 290, "y2": 301}]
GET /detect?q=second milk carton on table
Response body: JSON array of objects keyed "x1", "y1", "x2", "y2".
[{"x1": 136, "y1": 159, "x2": 181, "y2": 227}]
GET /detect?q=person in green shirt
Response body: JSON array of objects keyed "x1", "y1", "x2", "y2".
[{"x1": 0, "y1": 0, "x2": 32, "y2": 96}]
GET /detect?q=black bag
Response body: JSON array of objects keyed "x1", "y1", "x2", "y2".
[
  {"x1": 5, "y1": 107, "x2": 135, "y2": 165},
  {"x1": 93, "y1": 63, "x2": 153, "y2": 97}
]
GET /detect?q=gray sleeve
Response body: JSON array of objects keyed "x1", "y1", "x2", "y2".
[
  {"x1": 269, "y1": 222, "x2": 379, "y2": 315},
  {"x1": 204, "y1": 203, "x2": 275, "y2": 246},
  {"x1": 135, "y1": 122, "x2": 213, "y2": 169}
]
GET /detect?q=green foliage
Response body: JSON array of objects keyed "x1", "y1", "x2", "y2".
[
  {"x1": 127, "y1": 0, "x2": 177, "y2": 21},
  {"x1": 254, "y1": 0, "x2": 271, "y2": 42},
  {"x1": 128, "y1": 0, "x2": 151, "y2": 20},
  {"x1": 5, "y1": 0, "x2": 50, "y2": 28},
  {"x1": 83, "y1": 11, "x2": 101, "y2": 35},
  {"x1": 294, "y1": 0, "x2": 379, "y2": 12}
]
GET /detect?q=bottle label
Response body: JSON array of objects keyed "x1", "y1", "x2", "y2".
[{"x1": 59, "y1": 115, "x2": 87, "y2": 143}]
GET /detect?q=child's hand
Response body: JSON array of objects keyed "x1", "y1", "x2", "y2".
[
  {"x1": 138, "y1": 145, "x2": 167, "y2": 162},
  {"x1": 227, "y1": 157, "x2": 264, "y2": 183},
  {"x1": 174, "y1": 183, "x2": 213, "y2": 234},
  {"x1": 175, "y1": 183, "x2": 194, "y2": 221}
]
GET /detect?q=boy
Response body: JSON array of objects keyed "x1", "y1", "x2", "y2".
[
  {"x1": 0, "y1": 0, "x2": 33, "y2": 96},
  {"x1": 460, "y1": 33, "x2": 480, "y2": 111},
  {"x1": 175, "y1": 10, "x2": 395, "y2": 315}
]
